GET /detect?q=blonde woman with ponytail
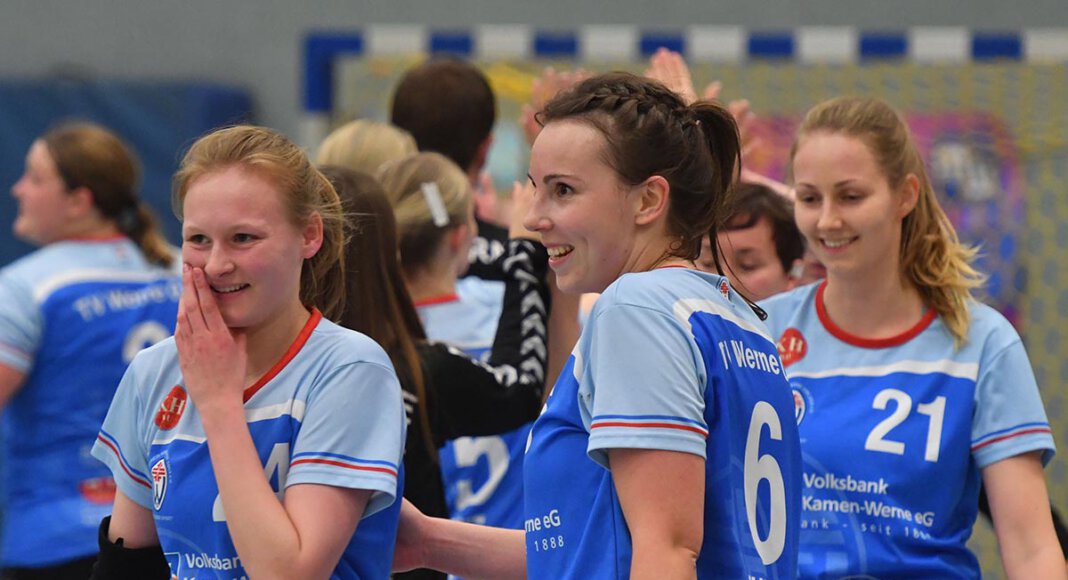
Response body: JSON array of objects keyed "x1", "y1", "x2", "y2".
[
  {"x1": 90, "y1": 125, "x2": 405, "y2": 579},
  {"x1": 761, "y1": 96, "x2": 1063, "y2": 578},
  {"x1": 0, "y1": 122, "x2": 180, "y2": 578}
]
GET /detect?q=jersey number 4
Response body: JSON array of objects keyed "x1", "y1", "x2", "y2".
[
  {"x1": 864, "y1": 388, "x2": 946, "y2": 462},
  {"x1": 212, "y1": 443, "x2": 290, "y2": 521}
]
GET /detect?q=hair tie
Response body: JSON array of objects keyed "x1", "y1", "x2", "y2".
[
  {"x1": 115, "y1": 204, "x2": 140, "y2": 234},
  {"x1": 420, "y1": 182, "x2": 450, "y2": 227}
]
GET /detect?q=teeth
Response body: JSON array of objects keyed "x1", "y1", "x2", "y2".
[
  {"x1": 213, "y1": 284, "x2": 248, "y2": 293},
  {"x1": 823, "y1": 238, "x2": 853, "y2": 249},
  {"x1": 547, "y1": 246, "x2": 574, "y2": 258}
]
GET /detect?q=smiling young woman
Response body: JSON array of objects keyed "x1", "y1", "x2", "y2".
[
  {"x1": 393, "y1": 73, "x2": 802, "y2": 580},
  {"x1": 89, "y1": 126, "x2": 406, "y2": 580},
  {"x1": 761, "y1": 96, "x2": 1064, "y2": 578}
]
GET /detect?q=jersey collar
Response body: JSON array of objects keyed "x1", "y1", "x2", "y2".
[{"x1": 815, "y1": 280, "x2": 937, "y2": 348}]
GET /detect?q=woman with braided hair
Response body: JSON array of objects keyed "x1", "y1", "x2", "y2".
[{"x1": 393, "y1": 72, "x2": 801, "y2": 579}]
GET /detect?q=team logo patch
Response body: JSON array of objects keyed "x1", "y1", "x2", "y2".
[
  {"x1": 151, "y1": 457, "x2": 169, "y2": 511},
  {"x1": 776, "y1": 327, "x2": 807, "y2": 367},
  {"x1": 792, "y1": 388, "x2": 806, "y2": 425},
  {"x1": 155, "y1": 385, "x2": 188, "y2": 430},
  {"x1": 79, "y1": 476, "x2": 117, "y2": 504},
  {"x1": 719, "y1": 279, "x2": 730, "y2": 299}
]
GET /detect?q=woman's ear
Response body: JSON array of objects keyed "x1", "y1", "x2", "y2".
[
  {"x1": 634, "y1": 175, "x2": 671, "y2": 226},
  {"x1": 897, "y1": 174, "x2": 920, "y2": 218},
  {"x1": 301, "y1": 212, "x2": 325, "y2": 259},
  {"x1": 65, "y1": 186, "x2": 97, "y2": 219}
]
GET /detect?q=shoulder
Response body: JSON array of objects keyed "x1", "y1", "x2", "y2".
[
  {"x1": 759, "y1": 282, "x2": 820, "y2": 336},
  {"x1": 962, "y1": 300, "x2": 1024, "y2": 355},
  {"x1": 3, "y1": 241, "x2": 175, "y2": 303},
  {"x1": 306, "y1": 317, "x2": 395, "y2": 372}
]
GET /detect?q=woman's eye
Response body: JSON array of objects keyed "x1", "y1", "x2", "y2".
[
  {"x1": 553, "y1": 183, "x2": 573, "y2": 197},
  {"x1": 233, "y1": 233, "x2": 255, "y2": 243},
  {"x1": 185, "y1": 234, "x2": 208, "y2": 245}
]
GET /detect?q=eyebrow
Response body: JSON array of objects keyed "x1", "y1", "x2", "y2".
[{"x1": 536, "y1": 173, "x2": 581, "y2": 185}]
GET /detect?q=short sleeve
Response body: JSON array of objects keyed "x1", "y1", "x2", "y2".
[
  {"x1": 586, "y1": 304, "x2": 708, "y2": 468},
  {"x1": 288, "y1": 361, "x2": 405, "y2": 518},
  {"x1": 91, "y1": 359, "x2": 154, "y2": 509},
  {"x1": 0, "y1": 271, "x2": 42, "y2": 372},
  {"x1": 971, "y1": 339, "x2": 1056, "y2": 468}
]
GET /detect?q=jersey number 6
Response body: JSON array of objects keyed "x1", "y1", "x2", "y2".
[{"x1": 743, "y1": 401, "x2": 788, "y2": 565}]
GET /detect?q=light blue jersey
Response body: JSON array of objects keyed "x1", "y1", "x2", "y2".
[
  {"x1": 0, "y1": 238, "x2": 179, "y2": 567},
  {"x1": 761, "y1": 281, "x2": 1056, "y2": 579},
  {"x1": 525, "y1": 268, "x2": 802, "y2": 579},
  {"x1": 92, "y1": 311, "x2": 406, "y2": 579},
  {"x1": 417, "y1": 277, "x2": 530, "y2": 531}
]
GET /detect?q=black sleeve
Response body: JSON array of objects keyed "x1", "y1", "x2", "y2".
[
  {"x1": 425, "y1": 238, "x2": 551, "y2": 442},
  {"x1": 462, "y1": 217, "x2": 510, "y2": 281},
  {"x1": 89, "y1": 516, "x2": 171, "y2": 580}
]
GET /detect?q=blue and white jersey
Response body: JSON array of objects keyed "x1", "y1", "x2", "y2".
[
  {"x1": 417, "y1": 282, "x2": 530, "y2": 531},
  {"x1": 0, "y1": 238, "x2": 179, "y2": 567},
  {"x1": 761, "y1": 281, "x2": 1056, "y2": 579},
  {"x1": 91, "y1": 311, "x2": 406, "y2": 580},
  {"x1": 419, "y1": 277, "x2": 505, "y2": 361},
  {"x1": 524, "y1": 268, "x2": 801, "y2": 579}
]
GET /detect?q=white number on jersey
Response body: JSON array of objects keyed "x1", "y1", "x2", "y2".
[
  {"x1": 122, "y1": 321, "x2": 170, "y2": 363},
  {"x1": 743, "y1": 401, "x2": 788, "y2": 565},
  {"x1": 864, "y1": 388, "x2": 946, "y2": 462},
  {"x1": 213, "y1": 442, "x2": 290, "y2": 521},
  {"x1": 453, "y1": 436, "x2": 510, "y2": 520}
]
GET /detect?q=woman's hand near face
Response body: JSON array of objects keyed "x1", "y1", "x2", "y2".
[{"x1": 175, "y1": 264, "x2": 247, "y2": 414}]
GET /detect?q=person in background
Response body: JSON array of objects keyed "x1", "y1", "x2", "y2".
[
  {"x1": 90, "y1": 125, "x2": 405, "y2": 579},
  {"x1": 701, "y1": 181, "x2": 806, "y2": 301},
  {"x1": 316, "y1": 119, "x2": 417, "y2": 176},
  {"x1": 0, "y1": 122, "x2": 179, "y2": 580},
  {"x1": 320, "y1": 164, "x2": 550, "y2": 580},
  {"x1": 376, "y1": 153, "x2": 542, "y2": 551}
]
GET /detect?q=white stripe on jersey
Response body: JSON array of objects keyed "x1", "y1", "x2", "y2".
[
  {"x1": 247, "y1": 400, "x2": 307, "y2": 423},
  {"x1": 150, "y1": 401, "x2": 307, "y2": 446},
  {"x1": 788, "y1": 359, "x2": 979, "y2": 381},
  {"x1": 672, "y1": 298, "x2": 773, "y2": 342},
  {"x1": 33, "y1": 269, "x2": 172, "y2": 303},
  {"x1": 152, "y1": 431, "x2": 207, "y2": 446}
]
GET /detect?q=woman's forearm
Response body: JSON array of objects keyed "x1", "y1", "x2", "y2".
[{"x1": 421, "y1": 517, "x2": 527, "y2": 580}]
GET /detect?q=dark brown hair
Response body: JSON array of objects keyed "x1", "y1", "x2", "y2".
[
  {"x1": 390, "y1": 58, "x2": 496, "y2": 173},
  {"x1": 722, "y1": 182, "x2": 805, "y2": 274},
  {"x1": 539, "y1": 72, "x2": 741, "y2": 266}
]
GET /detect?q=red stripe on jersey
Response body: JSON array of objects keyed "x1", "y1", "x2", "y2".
[
  {"x1": 816, "y1": 280, "x2": 937, "y2": 348},
  {"x1": 243, "y1": 309, "x2": 322, "y2": 402},
  {"x1": 971, "y1": 427, "x2": 1052, "y2": 452},
  {"x1": 414, "y1": 293, "x2": 460, "y2": 307},
  {"x1": 290, "y1": 458, "x2": 398, "y2": 478},
  {"x1": 95, "y1": 435, "x2": 151, "y2": 489},
  {"x1": 591, "y1": 421, "x2": 709, "y2": 438}
]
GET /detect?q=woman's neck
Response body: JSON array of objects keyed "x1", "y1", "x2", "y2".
[
  {"x1": 821, "y1": 269, "x2": 925, "y2": 340},
  {"x1": 405, "y1": 264, "x2": 458, "y2": 304},
  {"x1": 61, "y1": 218, "x2": 122, "y2": 241},
  {"x1": 240, "y1": 300, "x2": 313, "y2": 388}
]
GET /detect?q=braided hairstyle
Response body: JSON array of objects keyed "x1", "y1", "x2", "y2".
[{"x1": 538, "y1": 72, "x2": 741, "y2": 268}]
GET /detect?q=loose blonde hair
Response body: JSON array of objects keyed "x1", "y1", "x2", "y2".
[
  {"x1": 375, "y1": 152, "x2": 473, "y2": 275},
  {"x1": 172, "y1": 125, "x2": 347, "y2": 320},
  {"x1": 790, "y1": 96, "x2": 985, "y2": 346},
  {"x1": 316, "y1": 119, "x2": 418, "y2": 175}
]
